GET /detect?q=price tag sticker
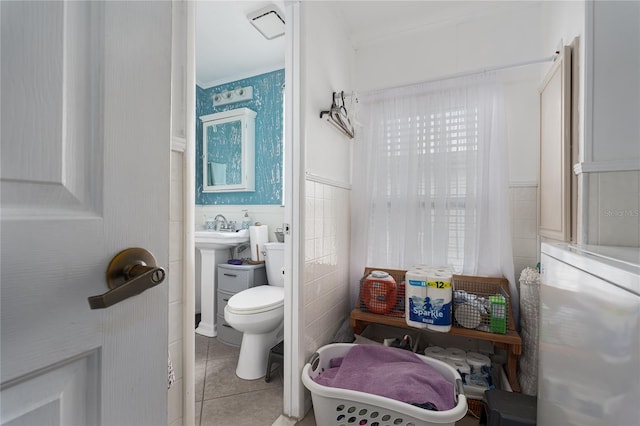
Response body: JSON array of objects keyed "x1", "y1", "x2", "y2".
[{"x1": 427, "y1": 280, "x2": 451, "y2": 289}]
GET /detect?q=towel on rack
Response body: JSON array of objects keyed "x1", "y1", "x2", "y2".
[{"x1": 313, "y1": 345, "x2": 455, "y2": 411}]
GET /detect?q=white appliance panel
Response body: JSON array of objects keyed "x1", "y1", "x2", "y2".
[{"x1": 539, "y1": 243, "x2": 640, "y2": 425}]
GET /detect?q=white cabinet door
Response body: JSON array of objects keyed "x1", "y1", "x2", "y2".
[
  {"x1": 539, "y1": 46, "x2": 572, "y2": 241},
  {"x1": 1, "y1": 2, "x2": 172, "y2": 425},
  {"x1": 584, "y1": 0, "x2": 640, "y2": 169},
  {"x1": 201, "y1": 108, "x2": 256, "y2": 193}
]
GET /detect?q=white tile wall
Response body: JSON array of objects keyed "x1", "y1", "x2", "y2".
[
  {"x1": 303, "y1": 180, "x2": 351, "y2": 355},
  {"x1": 510, "y1": 185, "x2": 540, "y2": 286},
  {"x1": 587, "y1": 171, "x2": 640, "y2": 246}
]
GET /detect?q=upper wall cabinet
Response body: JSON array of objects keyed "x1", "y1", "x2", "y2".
[
  {"x1": 539, "y1": 46, "x2": 573, "y2": 242},
  {"x1": 580, "y1": 0, "x2": 640, "y2": 173},
  {"x1": 201, "y1": 108, "x2": 256, "y2": 193}
]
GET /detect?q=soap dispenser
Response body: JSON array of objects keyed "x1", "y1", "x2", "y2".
[{"x1": 241, "y1": 210, "x2": 252, "y2": 230}]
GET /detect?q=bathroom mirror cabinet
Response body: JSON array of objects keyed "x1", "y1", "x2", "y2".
[{"x1": 201, "y1": 107, "x2": 256, "y2": 193}]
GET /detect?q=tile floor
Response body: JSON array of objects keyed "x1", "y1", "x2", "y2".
[
  {"x1": 195, "y1": 334, "x2": 480, "y2": 425},
  {"x1": 195, "y1": 334, "x2": 284, "y2": 426}
]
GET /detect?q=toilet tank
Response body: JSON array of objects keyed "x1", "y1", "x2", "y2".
[{"x1": 263, "y1": 242, "x2": 284, "y2": 287}]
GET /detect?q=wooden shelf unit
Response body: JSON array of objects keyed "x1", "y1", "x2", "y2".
[{"x1": 353, "y1": 269, "x2": 522, "y2": 393}]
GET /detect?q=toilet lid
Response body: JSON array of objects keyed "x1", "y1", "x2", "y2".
[{"x1": 227, "y1": 285, "x2": 284, "y2": 313}]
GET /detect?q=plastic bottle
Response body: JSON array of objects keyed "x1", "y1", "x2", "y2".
[
  {"x1": 362, "y1": 271, "x2": 397, "y2": 315},
  {"x1": 241, "y1": 210, "x2": 252, "y2": 230}
]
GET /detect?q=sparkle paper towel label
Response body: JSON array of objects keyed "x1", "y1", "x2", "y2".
[{"x1": 408, "y1": 280, "x2": 452, "y2": 325}]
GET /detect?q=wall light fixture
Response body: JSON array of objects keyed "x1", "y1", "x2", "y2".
[{"x1": 212, "y1": 86, "x2": 253, "y2": 107}]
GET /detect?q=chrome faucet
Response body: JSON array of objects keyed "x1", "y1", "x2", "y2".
[
  {"x1": 213, "y1": 214, "x2": 235, "y2": 231},
  {"x1": 213, "y1": 214, "x2": 229, "y2": 231}
]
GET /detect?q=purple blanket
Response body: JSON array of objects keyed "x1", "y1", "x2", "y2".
[{"x1": 313, "y1": 345, "x2": 455, "y2": 411}]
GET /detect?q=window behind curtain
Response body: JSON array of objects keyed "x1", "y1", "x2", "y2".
[
  {"x1": 351, "y1": 74, "x2": 516, "y2": 322},
  {"x1": 430, "y1": 107, "x2": 478, "y2": 271},
  {"x1": 374, "y1": 105, "x2": 479, "y2": 271}
]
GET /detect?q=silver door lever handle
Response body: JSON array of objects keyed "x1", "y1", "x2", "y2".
[{"x1": 88, "y1": 248, "x2": 165, "y2": 309}]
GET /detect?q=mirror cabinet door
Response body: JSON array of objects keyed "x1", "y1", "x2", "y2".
[{"x1": 201, "y1": 108, "x2": 256, "y2": 193}]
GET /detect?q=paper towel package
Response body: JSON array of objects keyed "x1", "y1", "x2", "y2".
[
  {"x1": 249, "y1": 225, "x2": 268, "y2": 262},
  {"x1": 466, "y1": 352, "x2": 492, "y2": 377},
  {"x1": 405, "y1": 266, "x2": 453, "y2": 332}
]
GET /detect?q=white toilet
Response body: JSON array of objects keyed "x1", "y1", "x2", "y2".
[{"x1": 224, "y1": 242, "x2": 284, "y2": 380}]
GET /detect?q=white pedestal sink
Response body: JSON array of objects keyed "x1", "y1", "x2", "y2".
[{"x1": 195, "y1": 229, "x2": 249, "y2": 337}]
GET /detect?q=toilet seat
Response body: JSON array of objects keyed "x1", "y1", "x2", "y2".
[{"x1": 227, "y1": 286, "x2": 284, "y2": 314}]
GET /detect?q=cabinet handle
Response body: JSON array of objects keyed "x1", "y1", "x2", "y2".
[{"x1": 223, "y1": 273, "x2": 237, "y2": 277}]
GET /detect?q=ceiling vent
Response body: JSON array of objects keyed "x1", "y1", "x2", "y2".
[{"x1": 247, "y1": 6, "x2": 285, "y2": 40}]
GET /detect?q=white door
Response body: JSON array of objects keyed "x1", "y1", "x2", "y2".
[{"x1": 1, "y1": 2, "x2": 173, "y2": 425}]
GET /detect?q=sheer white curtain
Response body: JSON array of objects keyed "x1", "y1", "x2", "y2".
[{"x1": 350, "y1": 73, "x2": 518, "y2": 323}]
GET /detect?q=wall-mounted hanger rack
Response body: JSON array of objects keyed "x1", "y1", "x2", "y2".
[{"x1": 320, "y1": 91, "x2": 355, "y2": 139}]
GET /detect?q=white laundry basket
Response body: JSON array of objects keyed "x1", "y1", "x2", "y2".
[{"x1": 302, "y1": 343, "x2": 467, "y2": 426}]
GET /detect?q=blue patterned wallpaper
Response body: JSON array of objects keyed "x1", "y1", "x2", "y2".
[{"x1": 196, "y1": 69, "x2": 284, "y2": 205}]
